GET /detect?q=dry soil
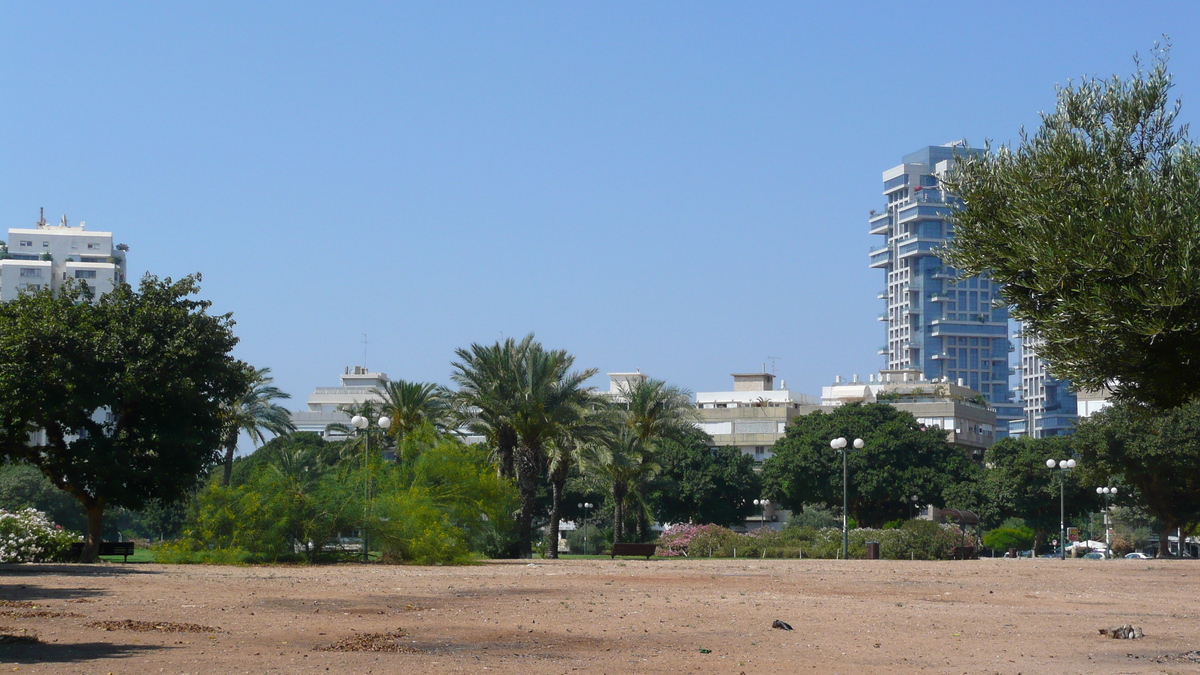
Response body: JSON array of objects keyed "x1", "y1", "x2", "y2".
[{"x1": 1, "y1": 557, "x2": 1198, "y2": 674}]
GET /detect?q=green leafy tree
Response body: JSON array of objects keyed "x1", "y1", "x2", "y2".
[
  {"x1": 647, "y1": 429, "x2": 760, "y2": 527},
  {"x1": 980, "y1": 436, "x2": 1097, "y2": 550},
  {"x1": 219, "y1": 366, "x2": 295, "y2": 486},
  {"x1": 0, "y1": 461, "x2": 86, "y2": 533},
  {"x1": 0, "y1": 276, "x2": 247, "y2": 561},
  {"x1": 760, "y1": 403, "x2": 978, "y2": 527},
  {"x1": 942, "y1": 49, "x2": 1200, "y2": 410},
  {"x1": 544, "y1": 400, "x2": 609, "y2": 558},
  {"x1": 1073, "y1": 400, "x2": 1200, "y2": 557}
]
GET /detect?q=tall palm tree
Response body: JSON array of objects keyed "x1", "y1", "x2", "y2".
[
  {"x1": 615, "y1": 378, "x2": 698, "y2": 538},
  {"x1": 450, "y1": 336, "x2": 532, "y2": 480},
  {"x1": 220, "y1": 366, "x2": 295, "y2": 486},
  {"x1": 506, "y1": 342, "x2": 597, "y2": 557},
  {"x1": 451, "y1": 334, "x2": 597, "y2": 557},
  {"x1": 582, "y1": 428, "x2": 659, "y2": 544},
  {"x1": 376, "y1": 379, "x2": 451, "y2": 441}
]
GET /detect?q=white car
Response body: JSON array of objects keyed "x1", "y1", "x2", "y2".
[{"x1": 1125, "y1": 552, "x2": 1150, "y2": 559}]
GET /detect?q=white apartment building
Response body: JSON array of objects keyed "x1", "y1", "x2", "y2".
[
  {"x1": 0, "y1": 213, "x2": 128, "y2": 302},
  {"x1": 695, "y1": 372, "x2": 820, "y2": 464},
  {"x1": 290, "y1": 366, "x2": 390, "y2": 439}
]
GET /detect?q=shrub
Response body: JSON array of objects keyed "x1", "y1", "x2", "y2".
[
  {"x1": 0, "y1": 508, "x2": 80, "y2": 562},
  {"x1": 982, "y1": 526, "x2": 1035, "y2": 553}
]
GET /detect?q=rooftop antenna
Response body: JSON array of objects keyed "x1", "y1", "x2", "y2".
[
  {"x1": 767, "y1": 356, "x2": 781, "y2": 376},
  {"x1": 37, "y1": 207, "x2": 46, "y2": 228},
  {"x1": 361, "y1": 333, "x2": 369, "y2": 369}
]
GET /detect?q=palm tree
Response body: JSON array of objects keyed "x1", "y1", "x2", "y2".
[
  {"x1": 582, "y1": 428, "x2": 659, "y2": 544},
  {"x1": 451, "y1": 336, "x2": 532, "y2": 479},
  {"x1": 615, "y1": 378, "x2": 698, "y2": 538},
  {"x1": 376, "y1": 379, "x2": 451, "y2": 441},
  {"x1": 451, "y1": 334, "x2": 597, "y2": 557},
  {"x1": 506, "y1": 342, "x2": 597, "y2": 557},
  {"x1": 220, "y1": 366, "x2": 295, "y2": 486},
  {"x1": 543, "y1": 397, "x2": 611, "y2": 558}
]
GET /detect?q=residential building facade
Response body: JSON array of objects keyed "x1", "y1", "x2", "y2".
[
  {"x1": 695, "y1": 372, "x2": 821, "y2": 465},
  {"x1": 869, "y1": 145, "x2": 1021, "y2": 433},
  {"x1": 1010, "y1": 331, "x2": 1078, "y2": 437},
  {"x1": 290, "y1": 366, "x2": 390, "y2": 439},
  {"x1": 0, "y1": 213, "x2": 128, "y2": 302}
]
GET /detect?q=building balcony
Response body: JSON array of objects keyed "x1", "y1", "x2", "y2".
[
  {"x1": 868, "y1": 247, "x2": 892, "y2": 269},
  {"x1": 868, "y1": 214, "x2": 892, "y2": 235},
  {"x1": 929, "y1": 292, "x2": 952, "y2": 302},
  {"x1": 930, "y1": 267, "x2": 956, "y2": 279},
  {"x1": 877, "y1": 290, "x2": 890, "y2": 300},
  {"x1": 877, "y1": 313, "x2": 890, "y2": 322},
  {"x1": 878, "y1": 345, "x2": 890, "y2": 355}
]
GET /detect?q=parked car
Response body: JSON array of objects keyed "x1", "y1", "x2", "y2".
[
  {"x1": 1083, "y1": 552, "x2": 1106, "y2": 560},
  {"x1": 1125, "y1": 552, "x2": 1150, "y2": 559}
]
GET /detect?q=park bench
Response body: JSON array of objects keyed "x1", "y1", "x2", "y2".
[
  {"x1": 947, "y1": 546, "x2": 977, "y2": 560},
  {"x1": 68, "y1": 541, "x2": 136, "y2": 562},
  {"x1": 609, "y1": 542, "x2": 657, "y2": 559}
]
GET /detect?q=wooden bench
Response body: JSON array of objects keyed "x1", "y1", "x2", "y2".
[
  {"x1": 68, "y1": 541, "x2": 136, "y2": 562},
  {"x1": 609, "y1": 542, "x2": 657, "y2": 559}
]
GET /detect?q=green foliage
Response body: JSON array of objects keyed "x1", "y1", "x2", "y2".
[
  {"x1": 1073, "y1": 400, "x2": 1200, "y2": 554},
  {"x1": 647, "y1": 431, "x2": 760, "y2": 527},
  {"x1": 760, "y1": 403, "x2": 977, "y2": 526},
  {"x1": 219, "y1": 365, "x2": 295, "y2": 486},
  {"x1": 0, "y1": 461, "x2": 86, "y2": 533},
  {"x1": 943, "y1": 48, "x2": 1200, "y2": 409},
  {"x1": 789, "y1": 504, "x2": 840, "y2": 529},
  {"x1": 982, "y1": 526, "x2": 1035, "y2": 552},
  {"x1": 0, "y1": 275, "x2": 247, "y2": 559},
  {"x1": 980, "y1": 436, "x2": 1096, "y2": 538}
]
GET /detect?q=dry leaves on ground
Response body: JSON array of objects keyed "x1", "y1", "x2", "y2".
[
  {"x1": 84, "y1": 620, "x2": 220, "y2": 633},
  {"x1": 315, "y1": 629, "x2": 417, "y2": 653}
]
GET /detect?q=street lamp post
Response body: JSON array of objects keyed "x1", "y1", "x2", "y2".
[
  {"x1": 1096, "y1": 486, "x2": 1118, "y2": 552},
  {"x1": 909, "y1": 495, "x2": 920, "y2": 521},
  {"x1": 577, "y1": 502, "x2": 593, "y2": 555},
  {"x1": 754, "y1": 498, "x2": 771, "y2": 528},
  {"x1": 831, "y1": 437, "x2": 864, "y2": 560},
  {"x1": 351, "y1": 414, "x2": 391, "y2": 562},
  {"x1": 1045, "y1": 457, "x2": 1076, "y2": 560}
]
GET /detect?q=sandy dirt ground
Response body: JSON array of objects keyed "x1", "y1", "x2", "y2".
[{"x1": 0, "y1": 557, "x2": 1198, "y2": 674}]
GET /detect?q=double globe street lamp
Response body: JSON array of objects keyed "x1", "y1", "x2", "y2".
[
  {"x1": 351, "y1": 414, "x2": 391, "y2": 562},
  {"x1": 830, "y1": 437, "x2": 864, "y2": 560},
  {"x1": 1046, "y1": 457, "x2": 1076, "y2": 560},
  {"x1": 1096, "y1": 486, "x2": 1118, "y2": 551},
  {"x1": 577, "y1": 502, "x2": 594, "y2": 555},
  {"x1": 754, "y1": 498, "x2": 772, "y2": 529}
]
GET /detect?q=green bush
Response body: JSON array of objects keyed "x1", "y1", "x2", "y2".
[{"x1": 982, "y1": 526, "x2": 1035, "y2": 552}]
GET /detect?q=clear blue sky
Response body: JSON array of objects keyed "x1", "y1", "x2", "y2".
[{"x1": 3, "y1": 4, "x2": 1198, "y2": 431}]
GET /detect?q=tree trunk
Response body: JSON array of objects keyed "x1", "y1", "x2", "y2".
[
  {"x1": 220, "y1": 429, "x2": 238, "y2": 487},
  {"x1": 613, "y1": 483, "x2": 627, "y2": 544},
  {"x1": 514, "y1": 444, "x2": 542, "y2": 558},
  {"x1": 1159, "y1": 525, "x2": 1177, "y2": 558},
  {"x1": 635, "y1": 507, "x2": 647, "y2": 542},
  {"x1": 547, "y1": 476, "x2": 564, "y2": 559},
  {"x1": 496, "y1": 427, "x2": 517, "y2": 479},
  {"x1": 82, "y1": 499, "x2": 105, "y2": 563}
]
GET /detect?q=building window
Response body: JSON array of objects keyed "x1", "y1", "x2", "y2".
[
  {"x1": 43, "y1": 241, "x2": 50, "y2": 247},
  {"x1": 74, "y1": 270, "x2": 97, "y2": 279},
  {"x1": 19, "y1": 268, "x2": 41, "y2": 278},
  {"x1": 19, "y1": 240, "x2": 32, "y2": 247},
  {"x1": 87, "y1": 243, "x2": 99, "y2": 249}
]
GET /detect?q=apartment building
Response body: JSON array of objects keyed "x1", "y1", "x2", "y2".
[
  {"x1": 868, "y1": 145, "x2": 1022, "y2": 433},
  {"x1": 0, "y1": 213, "x2": 128, "y2": 302}
]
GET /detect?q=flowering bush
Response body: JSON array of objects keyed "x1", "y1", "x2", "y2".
[
  {"x1": 656, "y1": 524, "x2": 735, "y2": 557},
  {"x1": 655, "y1": 520, "x2": 966, "y2": 560},
  {"x1": 0, "y1": 508, "x2": 81, "y2": 563}
]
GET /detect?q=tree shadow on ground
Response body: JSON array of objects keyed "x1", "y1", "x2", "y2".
[
  {"x1": 0, "y1": 583, "x2": 107, "y2": 603},
  {"x1": 0, "y1": 564, "x2": 161, "y2": 578},
  {"x1": 0, "y1": 640, "x2": 164, "y2": 664}
]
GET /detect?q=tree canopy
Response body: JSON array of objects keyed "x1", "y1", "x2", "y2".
[
  {"x1": 978, "y1": 436, "x2": 1096, "y2": 545},
  {"x1": 760, "y1": 403, "x2": 977, "y2": 527},
  {"x1": 1073, "y1": 400, "x2": 1200, "y2": 557},
  {"x1": 942, "y1": 49, "x2": 1200, "y2": 409},
  {"x1": 0, "y1": 275, "x2": 247, "y2": 560},
  {"x1": 646, "y1": 429, "x2": 760, "y2": 528}
]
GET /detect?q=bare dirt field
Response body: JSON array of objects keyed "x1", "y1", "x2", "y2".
[{"x1": 1, "y1": 557, "x2": 1198, "y2": 674}]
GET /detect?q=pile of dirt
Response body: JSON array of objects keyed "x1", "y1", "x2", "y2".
[
  {"x1": 84, "y1": 619, "x2": 220, "y2": 633},
  {"x1": 315, "y1": 629, "x2": 418, "y2": 653}
]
